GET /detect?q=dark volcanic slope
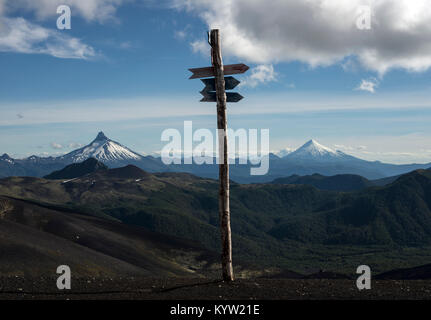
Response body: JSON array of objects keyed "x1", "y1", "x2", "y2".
[
  {"x1": 44, "y1": 158, "x2": 108, "y2": 180},
  {"x1": 0, "y1": 196, "x2": 218, "y2": 278},
  {"x1": 96, "y1": 164, "x2": 151, "y2": 179}
]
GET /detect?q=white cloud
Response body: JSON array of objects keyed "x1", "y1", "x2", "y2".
[
  {"x1": 341, "y1": 58, "x2": 360, "y2": 73},
  {"x1": 0, "y1": 0, "x2": 133, "y2": 59},
  {"x1": 68, "y1": 142, "x2": 83, "y2": 148},
  {"x1": 174, "y1": 0, "x2": 431, "y2": 75},
  {"x1": 50, "y1": 142, "x2": 63, "y2": 149},
  {"x1": 3, "y1": 90, "x2": 431, "y2": 127},
  {"x1": 174, "y1": 24, "x2": 191, "y2": 39},
  {"x1": 4, "y1": 0, "x2": 129, "y2": 23},
  {"x1": 190, "y1": 40, "x2": 209, "y2": 55},
  {"x1": 34, "y1": 151, "x2": 64, "y2": 157},
  {"x1": 174, "y1": 30, "x2": 187, "y2": 40},
  {"x1": 119, "y1": 41, "x2": 132, "y2": 49},
  {"x1": 240, "y1": 64, "x2": 277, "y2": 88},
  {"x1": 0, "y1": 17, "x2": 95, "y2": 59},
  {"x1": 356, "y1": 78, "x2": 379, "y2": 93},
  {"x1": 334, "y1": 144, "x2": 368, "y2": 152},
  {"x1": 334, "y1": 144, "x2": 354, "y2": 151}
]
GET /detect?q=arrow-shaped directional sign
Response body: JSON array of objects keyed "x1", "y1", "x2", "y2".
[
  {"x1": 200, "y1": 91, "x2": 243, "y2": 103},
  {"x1": 189, "y1": 63, "x2": 249, "y2": 79},
  {"x1": 201, "y1": 76, "x2": 240, "y2": 92}
]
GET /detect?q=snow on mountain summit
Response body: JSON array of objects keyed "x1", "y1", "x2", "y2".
[
  {"x1": 61, "y1": 131, "x2": 143, "y2": 163},
  {"x1": 297, "y1": 139, "x2": 337, "y2": 155},
  {"x1": 94, "y1": 131, "x2": 108, "y2": 141},
  {"x1": 0, "y1": 153, "x2": 14, "y2": 164},
  {"x1": 287, "y1": 139, "x2": 344, "y2": 161}
]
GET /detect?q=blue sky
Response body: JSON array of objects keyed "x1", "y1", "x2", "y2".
[{"x1": 1, "y1": 0, "x2": 431, "y2": 164}]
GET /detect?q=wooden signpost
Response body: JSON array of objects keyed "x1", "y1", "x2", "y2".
[
  {"x1": 188, "y1": 29, "x2": 249, "y2": 282},
  {"x1": 201, "y1": 76, "x2": 241, "y2": 92},
  {"x1": 200, "y1": 91, "x2": 243, "y2": 103},
  {"x1": 188, "y1": 64, "x2": 249, "y2": 79}
]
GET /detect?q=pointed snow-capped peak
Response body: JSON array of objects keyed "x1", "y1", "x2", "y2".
[
  {"x1": 287, "y1": 139, "x2": 342, "y2": 160},
  {"x1": 60, "y1": 132, "x2": 143, "y2": 163},
  {"x1": 94, "y1": 131, "x2": 108, "y2": 142},
  {"x1": 300, "y1": 139, "x2": 336, "y2": 154}
]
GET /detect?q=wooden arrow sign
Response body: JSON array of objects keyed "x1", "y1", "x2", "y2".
[
  {"x1": 201, "y1": 76, "x2": 240, "y2": 92},
  {"x1": 189, "y1": 63, "x2": 249, "y2": 79},
  {"x1": 200, "y1": 91, "x2": 243, "y2": 103}
]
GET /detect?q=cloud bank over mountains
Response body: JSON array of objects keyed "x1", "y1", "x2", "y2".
[
  {"x1": 0, "y1": 0, "x2": 129, "y2": 59},
  {"x1": 174, "y1": 0, "x2": 431, "y2": 75},
  {"x1": 3, "y1": 0, "x2": 431, "y2": 73}
]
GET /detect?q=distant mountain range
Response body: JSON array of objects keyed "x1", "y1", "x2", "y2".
[
  {"x1": 0, "y1": 132, "x2": 165, "y2": 179},
  {"x1": 163, "y1": 138, "x2": 431, "y2": 182},
  {"x1": 1, "y1": 132, "x2": 430, "y2": 182},
  {"x1": 57, "y1": 131, "x2": 166, "y2": 171},
  {"x1": 269, "y1": 139, "x2": 431, "y2": 181},
  {"x1": 41, "y1": 157, "x2": 409, "y2": 192}
]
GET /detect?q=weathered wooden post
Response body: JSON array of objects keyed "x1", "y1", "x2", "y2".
[
  {"x1": 210, "y1": 29, "x2": 233, "y2": 281},
  {"x1": 188, "y1": 29, "x2": 249, "y2": 281}
]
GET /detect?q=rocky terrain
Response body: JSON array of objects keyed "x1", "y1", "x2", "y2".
[{"x1": 1, "y1": 277, "x2": 431, "y2": 300}]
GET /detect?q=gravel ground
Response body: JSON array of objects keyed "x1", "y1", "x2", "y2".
[{"x1": 1, "y1": 277, "x2": 431, "y2": 300}]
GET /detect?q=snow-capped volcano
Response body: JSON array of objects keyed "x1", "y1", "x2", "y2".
[
  {"x1": 287, "y1": 139, "x2": 346, "y2": 161},
  {"x1": 60, "y1": 131, "x2": 143, "y2": 163}
]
